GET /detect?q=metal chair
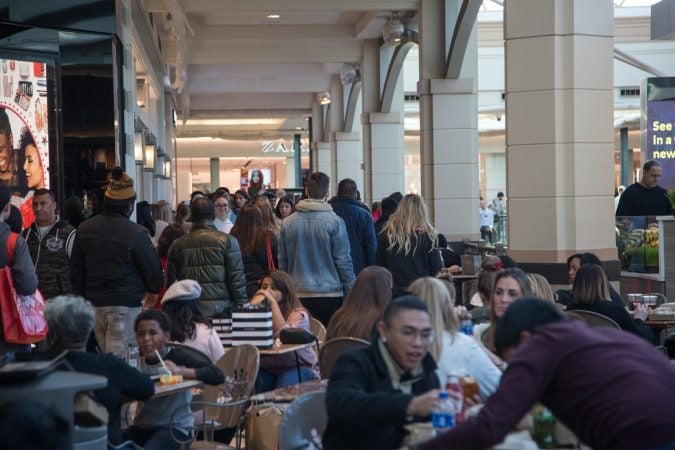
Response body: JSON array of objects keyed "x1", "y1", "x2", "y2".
[
  {"x1": 190, "y1": 344, "x2": 260, "y2": 450},
  {"x1": 565, "y1": 310, "x2": 620, "y2": 329},
  {"x1": 278, "y1": 391, "x2": 327, "y2": 450},
  {"x1": 318, "y1": 337, "x2": 369, "y2": 379},
  {"x1": 310, "y1": 318, "x2": 327, "y2": 357}
]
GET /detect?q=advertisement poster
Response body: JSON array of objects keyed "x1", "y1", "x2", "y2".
[
  {"x1": 643, "y1": 77, "x2": 675, "y2": 191},
  {"x1": 0, "y1": 56, "x2": 50, "y2": 227}
]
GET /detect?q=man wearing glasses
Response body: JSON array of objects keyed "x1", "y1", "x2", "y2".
[
  {"x1": 212, "y1": 193, "x2": 234, "y2": 233},
  {"x1": 323, "y1": 295, "x2": 440, "y2": 450}
]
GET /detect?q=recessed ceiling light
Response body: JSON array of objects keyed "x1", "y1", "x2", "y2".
[{"x1": 266, "y1": 14, "x2": 280, "y2": 19}]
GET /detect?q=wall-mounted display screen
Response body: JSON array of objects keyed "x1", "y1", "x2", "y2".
[
  {"x1": 642, "y1": 77, "x2": 675, "y2": 191},
  {"x1": 0, "y1": 55, "x2": 52, "y2": 227}
]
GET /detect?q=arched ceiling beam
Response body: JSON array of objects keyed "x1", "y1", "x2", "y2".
[
  {"x1": 446, "y1": 0, "x2": 483, "y2": 79},
  {"x1": 381, "y1": 41, "x2": 417, "y2": 113},
  {"x1": 344, "y1": 81, "x2": 362, "y2": 132}
]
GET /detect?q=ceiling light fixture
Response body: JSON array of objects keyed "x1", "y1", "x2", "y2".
[
  {"x1": 317, "y1": 91, "x2": 331, "y2": 105},
  {"x1": 266, "y1": 14, "x2": 280, "y2": 19},
  {"x1": 382, "y1": 12, "x2": 406, "y2": 47}
]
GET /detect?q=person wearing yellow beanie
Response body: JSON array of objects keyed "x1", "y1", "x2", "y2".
[{"x1": 70, "y1": 166, "x2": 162, "y2": 359}]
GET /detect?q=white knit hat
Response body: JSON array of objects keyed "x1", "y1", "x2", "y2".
[{"x1": 161, "y1": 279, "x2": 202, "y2": 304}]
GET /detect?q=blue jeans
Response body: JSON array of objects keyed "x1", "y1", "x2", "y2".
[{"x1": 255, "y1": 367, "x2": 316, "y2": 393}]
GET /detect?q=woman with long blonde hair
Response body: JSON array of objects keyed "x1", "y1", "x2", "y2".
[
  {"x1": 376, "y1": 194, "x2": 442, "y2": 290},
  {"x1": 409, "y1": 277, "x2": 501, "y2": 400}
]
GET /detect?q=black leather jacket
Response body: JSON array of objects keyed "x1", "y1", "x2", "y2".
[
  {"x1": 70, "y1": 212, "x2": 162, "y2": 307},
  {"x1": 323, "y1": 340, "x2": 440, "y2": 450},
  {"x1": 166, "y1": 219, "x2": 247, "y2": 318}
]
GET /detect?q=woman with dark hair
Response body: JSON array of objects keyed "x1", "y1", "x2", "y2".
[
  {"x1": 136, "y1": 200, "x2": 156, "y2": 237},
  {"x1": 274, "y1": 194, "x2": 295, "y2": 220},
  {"x1": 63, "y1": 196, "x2": 86, "y2": 228},
  {"x1": 232, "y1": 189, "x2": 250, "y2": 220},
  {"x1": 161, "y1": 279, "x2": 225, "y2": 362},
  {"x1": 254, "y1": 196, "x2": 280, "y2": 235},
  {"x1": 326, "y1": 266, "x2": 393, "y2": 342},
  {"x1": 556, "y1": 252, "x2": 623, "y2": 307},
  {"x1": 229, "y1": 204, "x2": 278, "y2": 298},
  {"x1": 567, "y1": 264, "x2": 653, "y2": 342},
  {"x1": 252, "y1": 270, "x2": 319, "y2": 391}
]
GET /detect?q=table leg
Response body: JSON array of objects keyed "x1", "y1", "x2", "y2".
[{"x1": 294, "y1": 351, "x2": 302, "y2": 382}]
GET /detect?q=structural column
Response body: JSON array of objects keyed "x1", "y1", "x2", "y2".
[
  {"x1": 328, "y1": 75, "x2": 344, "y2": 192},
  {"x1": 366, "y1": 112, "x2": 405, "y2": 204},
  {"x1": 505, "y1": 0, "x2": 616, "y2": 265},
  {"x1": 361, "y1": 39, "x2": 405, "y2": 206},
  {"x1": 334, "y1": 132, "x2": 364, "y2": 194},
  {"x1": 418, "y1": 0, "x2": 479, "y2": 240}
]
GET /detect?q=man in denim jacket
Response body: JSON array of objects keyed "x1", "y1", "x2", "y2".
[{"x1": 279, "y1": 172, "x2": 355, "y2": 326}]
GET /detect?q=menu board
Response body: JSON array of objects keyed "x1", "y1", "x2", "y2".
[{"x1": 0, "y1": 56, "x2": 51, "y2": 227}]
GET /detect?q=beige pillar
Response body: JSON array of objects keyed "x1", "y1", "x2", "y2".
[
  {"x1": 316, "y1": 142, "x2": 332, "y2": 181},
  {"x1": 361, "y1": 40, "x2": 405, "y2": 206},
  {"x1": 334, "y1": 132, "x2": 364, "y2": 196},
  {"x1": 505, "y1": 0, "x2": 616, "y2": 263},
  {"x1": 366, "y1": 112, "x2": 405, "y2": 204},
  {"x1": 418, "y1": 0, "x2": 480, "y2": 240},
  {"x1": 328, "y1": 75, "x2": 344, "y2": 192},
  {"x1": 310, "y1": 99, "x2": 324, "y2": 173}
]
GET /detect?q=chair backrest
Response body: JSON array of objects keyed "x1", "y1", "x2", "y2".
[
  {"x1": 278, "y1": 391, "x2": 327, "y2": 450},
  {"x1": 318, "y1": 337, "x2": 370, "y2": 379},
  {"x1": 565, "y1": 310, "x2": 620, "y2": 329},
  {"x1": 202, "y1": 345, "x2": 260, "y2": 428},
  {"x1": 310, "y1": 317, "x2": 327, "y2": 344},
  {"x1": 166, "y1": 341, "x2": 213, "y2": 365}
]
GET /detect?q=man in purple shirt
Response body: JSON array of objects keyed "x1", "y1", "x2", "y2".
[{"x1": 417, "y1": 298, "x2": 675, "y2": 450}]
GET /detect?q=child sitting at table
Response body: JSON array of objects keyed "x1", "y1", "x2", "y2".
[
  {"x1": 123, "y1": 309, "x2": 224, "y2": 450},
  {"x1": 252, "y1": 270, "x2": 319, "y2": 392}
]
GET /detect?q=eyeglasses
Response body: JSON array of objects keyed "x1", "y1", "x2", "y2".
[
  {"x1": 214, "y1": 204, "x2": 229, "y2": 209},
  {"x1": 389, "y1": 326, "x2": 434, "y2": 344}
]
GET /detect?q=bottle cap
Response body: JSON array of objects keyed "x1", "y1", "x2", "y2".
[{"x1": 439, "y1": 391, "x2": 449, "y2": 399}]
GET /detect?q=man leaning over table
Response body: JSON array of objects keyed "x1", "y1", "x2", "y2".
[
  {"x1": 412, "y1": 298, "x2": 675, "y2": 450},
  {"x1": 323, "y1": 295, "x2": 440, "y2": 450}
]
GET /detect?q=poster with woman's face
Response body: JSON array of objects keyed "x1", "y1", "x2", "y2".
[{"x1": 0, "y1": 57, "x2": 50, "y2": 196}]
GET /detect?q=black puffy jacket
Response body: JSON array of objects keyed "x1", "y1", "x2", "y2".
[
  {"x1": 166, "y1": 220, "x2": 247, "y2": 318},
  {"x1": 70, "y1": 212, "x2": 163, "y2": 307}
]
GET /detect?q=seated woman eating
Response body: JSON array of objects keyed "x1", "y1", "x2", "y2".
[
  {"x1": 124, "y1": 309, "x2": 224, "y2": 450},
  {"x1": 567, "y1": 264, "x2": 653, "y2": 342},
  {"x1": 43, "y1": 295, "x2": 155, "y2": 448},
  {"x1": 253, "y1": 270, "x2": 319, "y2": 392}
]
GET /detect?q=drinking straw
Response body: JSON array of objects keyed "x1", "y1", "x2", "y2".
[{"x1": 155, "y1": 349, "x2": 172, "y2": 376}]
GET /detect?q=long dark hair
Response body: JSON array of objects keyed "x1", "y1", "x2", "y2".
[
  {"x1": 230, "y1": 204, "x2": 269, "y2": 257},
  {"x1": 274, "y1": 194, "x2": 295, "y2": 219},
  {"x1": 162, "y1": 299, "x2": 211, "y2": 342},
  {"x1": 136, "y1": 201, "x2": 156, "y2": 237},
  {"x1": 262, "y1": 270, "x2": 306, "y2": 320}
]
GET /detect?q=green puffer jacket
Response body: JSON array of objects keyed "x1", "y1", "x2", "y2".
[{"x1": 166, "y1": 220, "x2": 247, "y2": 318}]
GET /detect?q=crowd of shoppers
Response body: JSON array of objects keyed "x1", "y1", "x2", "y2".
[{"x1": 2, "y1": 168, "x2": 675, "y2": 450}]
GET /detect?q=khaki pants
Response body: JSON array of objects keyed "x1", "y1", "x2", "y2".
[{"x1": 94, "y1": 306, "x2": 141, "y2": 359}]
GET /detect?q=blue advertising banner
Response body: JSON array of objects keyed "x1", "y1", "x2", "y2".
[{"x1": 642, "y1": 77, "x2": 675, "y2": 191}]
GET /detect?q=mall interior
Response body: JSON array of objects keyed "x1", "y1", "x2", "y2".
[{"x1": 1, "y1": 0, "x2": 675, "y2": 287}]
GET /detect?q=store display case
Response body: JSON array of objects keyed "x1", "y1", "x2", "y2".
[{"x1": 616, "y1": 216, "x2": 661, "y2": 277}]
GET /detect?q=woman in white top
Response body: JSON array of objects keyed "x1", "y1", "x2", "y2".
[
  {"x1": 408, "y1": 277, "x2": 501, "y2": 401},
  {"x1": 161, "y1": 279, "x2": 225, "y2": 363}
]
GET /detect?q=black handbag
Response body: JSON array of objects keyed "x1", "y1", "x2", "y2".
[{"x1": 279, "y1": 327, "x2": 316, "y2": 344}]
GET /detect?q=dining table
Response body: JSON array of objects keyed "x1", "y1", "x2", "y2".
[{"x1": 259, "y1": 342, "x2": 318, "y2": 381}]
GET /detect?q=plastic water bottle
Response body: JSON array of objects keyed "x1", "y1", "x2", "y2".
[
  {"x1": 534, "y1": 407, "x2": 556, "y2": 449},
  {"x1": 431, "y1": 391, "x2": 455, "y2": 434},
  {"x1": 127, "y1": 344, "x2": 139, "y2": 369},
  {"x1": 445, "y1": 374, "x2": 464, "y2": 423},
  {"x1": 460, "y1": 313, "x2": 474, "y2": 336}
]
